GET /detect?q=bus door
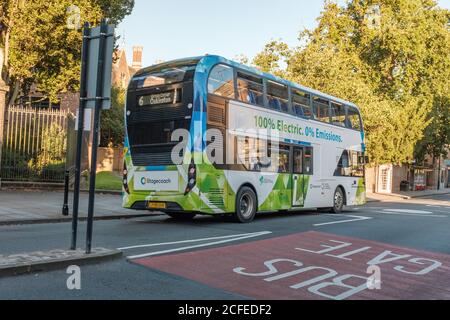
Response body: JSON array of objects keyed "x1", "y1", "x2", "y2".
[{"x1": 292, "y1": 147, "x2": 305, "y2": 207}]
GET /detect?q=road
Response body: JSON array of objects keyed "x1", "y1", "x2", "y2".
[{"x1": 0, "y1": 194, "x2": 449, "y2": 300}]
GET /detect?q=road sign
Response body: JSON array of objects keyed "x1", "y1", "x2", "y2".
[
  {"x1": 71, "y1": 21, "x2": 115, "y2": 254},
  {"x1": 85, "y1": 25, "x2": 115, "y2": 110}
]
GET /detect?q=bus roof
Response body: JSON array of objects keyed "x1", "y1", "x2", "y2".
[{"x1": 134, "y1": 55, "x2": 360, "y2": 111}]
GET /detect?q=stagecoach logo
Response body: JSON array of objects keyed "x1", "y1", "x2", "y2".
[
  {"x1": 140, "y1": 177, "x2": 172, "y2": 186},
  {"x1": 134, "y1": 171, "x2": 179, "y2": 191},
  {"x1": 138, "y1": 92, "x2": 173, "y2": 106},
  {"x1": 259, "y1": 176, "x2": 275, "y2": 185}
]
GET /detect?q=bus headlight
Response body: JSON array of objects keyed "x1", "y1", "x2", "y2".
[
  {"x1": 185, "y1": 162, "x2": 197, "y2": 195},
  {"x1": 123, "y1": 163, "x2": 130, "y2": 194}
]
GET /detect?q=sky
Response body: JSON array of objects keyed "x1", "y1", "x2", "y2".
[{"x1": 118, "y1": 0, "x2": 450, "y2": 67}]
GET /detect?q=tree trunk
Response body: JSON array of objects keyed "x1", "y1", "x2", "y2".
[{"x1": 0, "y1": 84, "x2": 9, "y2": 187}]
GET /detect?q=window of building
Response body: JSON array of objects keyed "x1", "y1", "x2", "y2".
[
  {"x1": 208, "y1": 65, "x2": 235, "y2": 99},
  {"x1": 292, "y1": 89, "x2": 312, "y2": 118},
  {"x1": 237, "y1": 72, "x2": 264, "y2": 106},
  {"x1": 330, "y1": 102, "x2": 346, "y2": 127},
  {"x1": 346, "y1": 107, "x2": 362, "y2": 131},
  {"x1": 313, "y1": 97, "x2": 331, "y2": 123},
  {"x1": 267, "y1": 81, "x2": 289, "y2": 112}
]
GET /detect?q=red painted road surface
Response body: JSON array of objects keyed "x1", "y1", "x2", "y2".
[{"x1": 133, "y1": 232, "x2": 450, "y2": 300}]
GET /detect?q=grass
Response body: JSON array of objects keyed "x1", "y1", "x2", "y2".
[{"x1": 93, "y1": 171, "x2": 122, "y2": 191}]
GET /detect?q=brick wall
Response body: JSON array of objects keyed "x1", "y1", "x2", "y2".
[{"x1": 89, "y1": 146, "x2": 124, "y2": 173}]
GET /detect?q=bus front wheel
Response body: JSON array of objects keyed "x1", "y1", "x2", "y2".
[
  {"x1": 234, "y1": 187, "x2": 257, "y2": 223},
  {"x1": 330, "y1": 187, "x2": 345, "y2": 214}
]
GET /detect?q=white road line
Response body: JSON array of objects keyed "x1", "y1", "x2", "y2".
[
  {"x1": 380, "y1": 212, "x2": 447, "y2": 218},
  {"x1": 126, "y1": 231, "x2": 273, "y2": 260},
  {"x1": 313, "y1": 215, "x2": 372, "y2": 227},
  {"x1": 383, "y1": 209, "x2": 433, "y2": 214},
  {"x1": 119, "y1": 231, "x2": 271, "y2": 251}
]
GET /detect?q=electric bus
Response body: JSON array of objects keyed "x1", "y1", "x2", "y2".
[{"x1": 123, "y1": 55, "x2": 366, "y2": 223}]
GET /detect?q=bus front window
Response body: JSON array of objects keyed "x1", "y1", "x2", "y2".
[{"x1": 126, "y1": 61, "x2": 198, "y2": 167}]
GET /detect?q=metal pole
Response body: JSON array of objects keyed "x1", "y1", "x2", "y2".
[
  {"x1": 62, "y1": 169, "x2": 70, "y2": 216},
  {"x1": 86, "y1": 20, "x2": 107, "y2": 254},
  {"x1": 438, "y1": 157, "x2": 441, "y2": 190},
  {"x1": 71, "y1": 22, "x2": 90, "y2": 250}
]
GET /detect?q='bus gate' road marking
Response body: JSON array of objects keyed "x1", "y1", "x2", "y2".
[
  {"x1": 133, "y1": 231, "x2": 450, "y2": 300},
  {"x1": 313, "y1": 214, "x2": 372, "y2": 227},
  {"x1": 123, "y1": 231, "x2": 272, "y2": 259}
]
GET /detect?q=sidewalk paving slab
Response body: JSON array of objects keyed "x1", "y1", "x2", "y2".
[
  {"x1": 0, "y1": 248, "x2": 122, "y2": 278},
  {"x1": 368, "y1": 188, "x2": 450, "y2": 201},
  {"x1": 0, "y1": 190, "x2": 160, "y2": 225}
]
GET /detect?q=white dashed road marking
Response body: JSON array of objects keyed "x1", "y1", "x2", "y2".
[
  {"x1": 123, "y1": 231, "x2": 273, "y2": 260},
  {"x1": 381, "y1": 209, "x2": 447, "y2": 218},
  {"x1": 313, "y1": 214, "x2": 372, "y2": 227}
]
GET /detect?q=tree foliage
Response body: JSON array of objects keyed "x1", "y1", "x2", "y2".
[
  {"x1": 100, "y1": 86, "x2": 125, "y2": 147},
  {"x1": 252, "y1": 0, "x2": 450, "y2": 165},
  {"x1": 0, "y1": 0, "x2": 134, "y2": 103},
  {"x1": 415, "y1": 96, "x2": 450, "y2": 164}
]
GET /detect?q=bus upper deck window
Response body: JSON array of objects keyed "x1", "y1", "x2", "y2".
[
  {"x1": 331, "y1": 103, "x2": 346, "y2": 127},
  {"x1": 346, "y1": 107, "x2": 362, "y2": 131},
  {"x1": 237, "y1": 72, "x2": 264, "y2": 107},
  {"x1": 208, "y1": 65, "x2": 235, "y2": 99},
  {"x1": 292, "y1": 90, "x2": 312, "y2": 119},
  {"x1": 313, "y1": 97, "x2": 331, "y2": 123},
  {"x1": 267, "y1": 81, "x2": 289, "y2": 112}
]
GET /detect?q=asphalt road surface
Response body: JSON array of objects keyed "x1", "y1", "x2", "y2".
[{"x1": 0, "y1": 194, "x2": 449, "y2": 300}]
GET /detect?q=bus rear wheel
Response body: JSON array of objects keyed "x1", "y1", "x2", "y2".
[
  {"x1": 234, "y1": 187, "x2": 257, "y2": 223},
  {"x1": 330, "y1": 187, "x2": 345, "y2": 214},
  {"x1": 166, "y1": 212, "x2": 196, "y2": 220}
]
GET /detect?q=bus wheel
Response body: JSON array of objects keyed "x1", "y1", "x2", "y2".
[
  {"x1": 234, "y1": 187, "x2": 257, "y2": 223},
  {"x1": 330, "y1": 187, "x2": 344, "y2": 214},
  {"x1": 166, "y1": 212, "x2": 196, "y2": 220}
]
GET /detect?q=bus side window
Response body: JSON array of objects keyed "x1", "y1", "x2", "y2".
[
  {"x1": 331, "y1": 102, "x2": 346, "y2": 127},
  {"x1": 346, "y1": 106, "x2": 362, "y2": 131},
  {"x1": 267, "y1": 81, "x2": 289, "y2": 112},
  {"x1": 304, "y1": 147, "x2": 313, "y2": 175},
  {"x1": 208, "y1": 65, "x2": 235, "y2": 99},
  {"x1": 293, "y1": 148, "x2": 303, "y2": 174},
  {"x1": 237, "y1": 72, "x2": 264, "y2": 107},
  {"x1": 313, "y1": 97, "x2": 331, "y2": 123},
  {"x1": 292, "y1": 90, "x2": 312, "y2": 119}
]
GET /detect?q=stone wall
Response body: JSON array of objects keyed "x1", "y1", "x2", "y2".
[{"x1": 89, "y1": 146, "x2": 124, "y2": 173}]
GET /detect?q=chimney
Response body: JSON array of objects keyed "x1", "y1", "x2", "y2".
[{"x1": 132, "y1": 46, "x2": 143, "y2": 69}]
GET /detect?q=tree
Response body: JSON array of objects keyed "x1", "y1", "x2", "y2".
[
  {"x1": 0, "y1": 0, "x2": 135, "y2": 104},
  {"x1": 253, "y1": 0, "x2": 450, "y2": 165},
  {"x1": 100, "y1": 86, "x2": 125, "y2": 147},
  {"x1": 415, "y1": 96, "x2": 450, "y2": 165}
]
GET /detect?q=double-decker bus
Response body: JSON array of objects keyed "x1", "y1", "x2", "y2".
[{"x1": 123, "y1": 55, "x2": 366, "y2": 223}]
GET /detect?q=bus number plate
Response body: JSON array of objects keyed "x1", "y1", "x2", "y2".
[{"x1": 147, "y1": 202, "x2": 167, "y2": 209}]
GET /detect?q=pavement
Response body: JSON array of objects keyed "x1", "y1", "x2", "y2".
[
  {"x1": 0, "y1": 188, "x2": 448, "y2": 225},
  {"x1": 0, "y1": 248, "x2": 122, "y2": 277},
  {"x1": 0, "y1": 193, "x2": 448, "y2": 299},
  {"x1": 0, "y1": 190, "x2": 155, "y2": 225},
  {"x1": 368, "y1": 188, "x2": 450, "y2": 201}
]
